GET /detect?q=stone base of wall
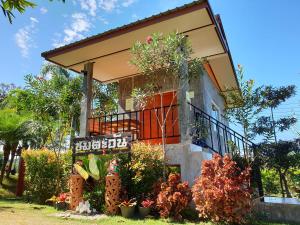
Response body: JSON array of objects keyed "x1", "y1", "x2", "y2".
[
  {"x1": 253, "y1": 197, "x2": 300, "y2": 223},
  {"x1": 165, "y1": 142, "x2": 212, "y2": 185}
]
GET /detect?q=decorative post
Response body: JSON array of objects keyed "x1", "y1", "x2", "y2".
[
  {"x1": 79, "y1": 62, "x2": 94, "y2": 137},
  {"x1": 105, "y1": 174, "x2": 121, "y2": 215},
  {"x1": 69, "y1": 174, "x2": 84, "y2": 210},
  {"x1": 105, "y1": 160, "x2": 121, "y2": 215}
]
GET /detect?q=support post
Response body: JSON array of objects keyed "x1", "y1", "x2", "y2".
[
  {"x1": 178, "y1": 60, "x2": 190, "y2": 143},
  {"x1": 79, "y1": 62, "x2": 94, "y2": 137}
]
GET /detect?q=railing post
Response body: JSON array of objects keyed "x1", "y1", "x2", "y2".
[{"x1": 252, "y1": 145, "x2": 264, "y2": 201}]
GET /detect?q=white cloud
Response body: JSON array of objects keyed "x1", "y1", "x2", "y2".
[
  {"x1": 98, "y1": 16, "x2": 109, "y2": 25},
  {"x1": 79, "y1": 0, "x2": 97, "y2": 16},
  {"x1": 40, "y1": 7, "x2": 48, "y2": 14},
  {"x1": 15, "y1": 17, "x2": 39, "y2": 58},
  {"x1": 99, "y1": 0, "x2": 118, "y2": 12},
  {"x1": 53, "y1": 13, "x2": 91, "y2": 47},
  {"x1": 30, "y1": 17, "x2": 39, "y2": 23},
  {"x1": 122, "y1": 0, "x2": 135, "y2": 7},
  {"x1": 131, "y1": 13, "x2": 138, "y2": 20}
]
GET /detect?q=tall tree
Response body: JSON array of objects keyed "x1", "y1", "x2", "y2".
[
  {"x1": 223, "y1": 65, "x2": 262, "y2": 140},
  {"x1": 253, "y1": 85, "x2": 297, "y2": 143}
]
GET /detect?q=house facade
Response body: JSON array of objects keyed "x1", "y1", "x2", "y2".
[{"x1": 41, "y1": 0, "x2": 257, "y2": 186}]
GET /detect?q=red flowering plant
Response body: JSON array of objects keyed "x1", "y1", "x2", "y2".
[
  {"x1": 141, "y1": 199, "x2": 154, "y2": 208},
  {"x1": 157, "y1": 173, "x2": 192, "y2": 221},
  {"x1": 58, "y1": 193, "x2": 67, "y2": 202},
  {"x1": 192, "y1": 154, "x2": 252, "y2": 224}
]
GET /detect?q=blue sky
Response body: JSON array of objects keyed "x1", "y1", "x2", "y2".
[{"x1": 1, "y1": 0, "x2": 300, "y2": 141}]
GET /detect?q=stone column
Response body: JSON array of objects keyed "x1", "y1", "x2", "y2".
[{"x1": 79, "y1": 62, "x2": 94, "y2": 137}]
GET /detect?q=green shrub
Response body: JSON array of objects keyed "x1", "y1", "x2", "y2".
[
  {"x1": 289, "y1": 168, "x2": 300, "y2": 197},
  {"x1": 22, "y1": 149, "x2": 70, "y2": 204},
  {"x1": 261, "y1": 169, "x2": 280, "y2": 195},
  {"x1": 129, "y1": 142, "x2": 164, "y2": 200},
  {"x1": 83, "y1": 183, "x2": 106, "y2": 213}
]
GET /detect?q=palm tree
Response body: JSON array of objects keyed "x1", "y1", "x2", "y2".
[{"x1": 0, "y1": 109, "x2": 29, "y2": 184}]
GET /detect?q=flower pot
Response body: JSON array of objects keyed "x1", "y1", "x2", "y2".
[
  {"x1": 120, "y1": 206, "x2": 135, "y2": 218},
  {"x1": 138, "y1": 206, "x2": 151, "y2": 218},
  {"x1": 55, "y1": 202, "x2": 68, "y2": 211}
]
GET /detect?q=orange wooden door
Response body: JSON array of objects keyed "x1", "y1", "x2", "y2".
[{"x1": 139, "y1": 91, "x2": 180, "y2": 144}]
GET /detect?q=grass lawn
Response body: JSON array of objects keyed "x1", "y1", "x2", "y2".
[
  {"x1": 0, "y1": 176, "x2": 298, "y2": 225},
  {"x1": 0, "y1": 199, "x2": 299, "y2": 225}
]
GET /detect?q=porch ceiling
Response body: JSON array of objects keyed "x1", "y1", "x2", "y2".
[{"x1": 41, "y1": 0, "x2": 239, "y2": 92}]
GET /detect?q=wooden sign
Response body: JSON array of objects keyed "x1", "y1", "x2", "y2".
[{"x1": 72, "y1": 132, "x2": 132, "y2": 157}]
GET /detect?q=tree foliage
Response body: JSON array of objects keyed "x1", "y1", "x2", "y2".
[
  {"x1": 130, "y1": 32, "x2": 203, "y2": 179},
  {"x1": 223, "y1": 65, "x2": 262, "y2": 139},
  {"x1": 0, "y1": 108, "x2": 30, "y2": 184},
  {"x1": 5, "y1": 64, "x2": 83, "y2": 150},
  {"x1": 253, "y1": 85, "x2": 297, "y2": 142},
  {"x1": 92, "y1": 81, "x2": 118, "y2": 115},
  {"x1": 1, "y1": 0, "x2": 64, "y2": 23},
  {"x1": 0, "y1": 83, "x2": 16, "y2": 104},
  {"x1": 258, "y1": 141, "x2": 300, "y2": 197},
  {"x1": 131, "y1": 32, "x2": 202, "y2": 85}
]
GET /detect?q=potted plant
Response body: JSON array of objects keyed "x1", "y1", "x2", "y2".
[
  {"x1": 46, "y1": 193, "x2": 69, "y2": 210},
  {"x1": 190, "y1": 119, "x2": 209, "y2": 148},
  {"x1": 56, "y1": 193, "x2": 69, "y2": 211},
  {"x1": 139, "y1": 199, "x2": 154, "y2": 218},
  {"x1": 119, "y1": 199, "x2": 137, "y2": 218}
]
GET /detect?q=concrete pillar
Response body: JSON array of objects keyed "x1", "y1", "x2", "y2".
[
  {"x1": 178, "y1": 60, "x2": 191, "y2": 143},
  {"x1": 79, "y1": 62, "x2": 93, "y2": 137}
]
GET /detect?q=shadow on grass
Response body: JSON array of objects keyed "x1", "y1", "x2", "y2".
[{"x1": 117, "y1": 213, "x2": 197, "y2": 224}]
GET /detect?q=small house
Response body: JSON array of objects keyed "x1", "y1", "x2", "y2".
[{"x1": 42, "y1": 0, "x2": 256, "y2": 186}]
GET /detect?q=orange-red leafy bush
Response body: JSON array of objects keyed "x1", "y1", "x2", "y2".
[
  {"x1": 157, "y1": 173, "x2": 192, "y2": 221},
  {"x1": 192, "y1": 154, "x2": 252, "y2": 224}
]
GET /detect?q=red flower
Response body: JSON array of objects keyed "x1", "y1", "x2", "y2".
[
  {"x1": 146, "y1": 36, "x2": 153, "y2": 44},
  {"x1": 102, "y1": 150, "x2": 106, "y2": 155},
  {"x1": 58, "y1": 193, "x2": 67, "y2": 202},
  {"x1": 141, "y1": 199, "x2": 154, "y2": 208}
]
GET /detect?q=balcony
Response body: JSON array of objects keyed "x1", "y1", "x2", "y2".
[
  {"x1": 89, "y1": 104, "x2": 180, "y2": 144},
  {"x1": 89, "y1": 102, "x2": 255, "y2": 158}
]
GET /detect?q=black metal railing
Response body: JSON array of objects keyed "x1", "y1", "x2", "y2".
[
  {"x1": 188, "y1": 102, "x2": 264, "y2": 198},
  {"x1": 188, "y1": 102, "x2": 255, "y2": 158},
  {"x1": 89, "y1": 104, "x2": 180, "y2": 142}
]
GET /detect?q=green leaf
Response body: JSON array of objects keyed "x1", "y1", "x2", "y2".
[
  {"x1": 87, "y1": 171, "x2": 100, "y2": 181},
  {"x1": 74, "y1": 164, "x2": 89, "y2": 180},
  {"x1": 88, "y1": 154, "x2": 100, "y2": 178}
]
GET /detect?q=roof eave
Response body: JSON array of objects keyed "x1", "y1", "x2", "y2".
[{"x1": 41, "y1": 0, "x2": 209, "y2": 59}]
